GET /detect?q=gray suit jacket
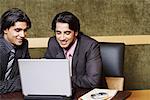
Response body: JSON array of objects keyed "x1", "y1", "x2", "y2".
[
  {"x1": 44, "y1": 32, "x2": 104, "y2": 89},
  {"x1": 0, "y1": 36, "x2": 30, "y2": 94}
]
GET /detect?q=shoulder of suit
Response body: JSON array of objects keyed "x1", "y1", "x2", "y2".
[
  {"x1": 78, "y1": 32, "x2": 99, "y2": 44},
  {"x1": 0, "y1": 40, "x2": 8, "y2": 54},
  {"x1": 23, "y1": 38, "x2": 28, "y2": 44},
  {"x1": 49, "y1": 36, "x2": 56, "y2": 40},
  {"x1": 48, "y1": 36, "x2": 58, "y2": 44},
  {"x1": 0, "y1": 38, "x2": 5, "y2": 47}
]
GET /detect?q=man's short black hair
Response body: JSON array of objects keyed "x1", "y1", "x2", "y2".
[
  {"x1": 0, "y1": 8, "x2": 31, "y2": 35},
  {"x1": 51, "y1": 11, "x2": 80, "y2": 32}
]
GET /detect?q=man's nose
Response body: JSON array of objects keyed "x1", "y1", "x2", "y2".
[
  {"x1": 19, "y1": 31, "x2": 25, "y2": 37},
  {"x1": 60, "y1": 34, "x2": 65, "y2": 40}
]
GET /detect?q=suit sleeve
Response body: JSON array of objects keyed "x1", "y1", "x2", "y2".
[
  {"x1": 0, "y1": 76, "x2": 21, "y2": 94},
  {"x1": 0, "y1": 40, "x2": 29, "y2": 94},
  {"x1": 0, "y1": 53, "x2": 21, "y2": 94},
  {"x1": 72, "y1": 42, "x2": 103, "y2": 88}
]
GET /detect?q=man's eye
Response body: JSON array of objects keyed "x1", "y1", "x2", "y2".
[
  {"x1": 65, "y1": 31, "x2": 71, "y2": 35},
  {"x1": 24, "y1": 29, "x2": 27, "y2": 32},
  {"x1": 15, "y1": 29, "x2": 21, "y2": 32},
  {"x1": 56, "y1": 32, "x2": 61, "y2": 35}
]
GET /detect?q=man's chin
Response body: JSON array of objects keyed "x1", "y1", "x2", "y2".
[
  {"x1": 60, "y1": 43, "x2": 73, "y2": 50},
  {"x1": 60, "y1": 45, "x2": 68, "y2": 49},
  {"x1": 15, "y1": 42, "x2": 23, "y2": 46}
]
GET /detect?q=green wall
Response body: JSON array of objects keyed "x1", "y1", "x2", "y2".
[
  {"x1": 1, "y1": 0, "x2": 150, "y2": 90},
  {"x1": 124, "y1": 45, "x2": 150, "y2": 90}
]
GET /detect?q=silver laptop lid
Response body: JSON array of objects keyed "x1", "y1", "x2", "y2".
[{"x1": 18, "y1": 59, "x2": 72, "y2": 97}]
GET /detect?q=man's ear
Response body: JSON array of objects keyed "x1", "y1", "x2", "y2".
[
  {"x1": 4, "y1": 29, "x2": 8, "y2": 34},
  {"x1": 75, "y1": 32, "x2": 78, "y2": 37}
]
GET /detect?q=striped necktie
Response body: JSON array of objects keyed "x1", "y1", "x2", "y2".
[{"x1": 5, "y1": 49, "x2": 15, "y2": 80}]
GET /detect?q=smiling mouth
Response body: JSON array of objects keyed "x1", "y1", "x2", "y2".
[
  {"x1": 61, "y1": 43, "x2": 66, "y2": 45},
  {"x1": 60, "y1": 41, "x2": 67, "y2": 45},
  {"x1": 17, "y1": 39, "x2": 23, "y2": 42}
]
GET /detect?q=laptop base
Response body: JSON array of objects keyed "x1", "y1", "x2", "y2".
[{"x1": 24, "y1": 95, "x2": 72, "y2": 100}]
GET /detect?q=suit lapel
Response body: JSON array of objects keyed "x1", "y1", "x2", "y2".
[
  {"x1": 56, "y1": 52, "x2": 65, "y2": 58},
  {"x1": 56, "y1": 48, "x2": 65, "y2": 58},
  {"x1": 72, "y1": 39, "x2": 80, "y2": 76}
]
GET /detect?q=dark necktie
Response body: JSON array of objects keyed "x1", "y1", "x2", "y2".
[{"x1": 5, "y1": 49, "x2": 15, "y2": 80}]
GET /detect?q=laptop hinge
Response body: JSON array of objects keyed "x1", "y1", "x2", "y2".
[{"x1": 24, "y1": 95, "x2": 72, "y2": 100}]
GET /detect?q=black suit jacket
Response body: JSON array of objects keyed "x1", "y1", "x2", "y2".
[
  {"x1": 44, "y1": 32, "x2": 104, "y2": 89},
  {"x1": 0, "y1": 36, "x2": 30, "y2": 94}
]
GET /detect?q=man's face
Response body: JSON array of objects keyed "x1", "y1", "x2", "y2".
[
  {"x1": 4, "y1": 21, "x2": 28, "y2": 46},
  {"x1": 55, "y1": 22, "x2": 78, "y2": 50}
]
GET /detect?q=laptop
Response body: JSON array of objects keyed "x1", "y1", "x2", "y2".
[{"x1": 18, "y1": 59, "x2": 72, "y2": 100}]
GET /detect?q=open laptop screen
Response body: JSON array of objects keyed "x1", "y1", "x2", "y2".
[{"x1": 18, "y1": 59, "x2": 72, "y2": 97}]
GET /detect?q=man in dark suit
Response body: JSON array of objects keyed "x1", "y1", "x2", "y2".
[
  {"x1": 44, "y1": 11, "x2": 105, "y2": 89},
  {"x1": 0, "y1": 8, "x2": 31, "y2": 94}
]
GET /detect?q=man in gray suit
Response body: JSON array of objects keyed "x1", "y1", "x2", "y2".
[
  {"x1": 44, "y1": 11, "x2": 106, "y2": 89},
  {"x1": 0, "y1": 8, "x2": 31, "y2": 94}
]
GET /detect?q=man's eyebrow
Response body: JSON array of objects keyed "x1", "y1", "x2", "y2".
[
  {"x1": 55, "y1": 30, "x2": 72, "y2": 33},
  {"x1": 14, "y1": 28, "x2": 28, "y2": 31},
  {"x1": 14, "y1": 28, "x2": 22, "y2": 30},
  {"x1": 62, "y1": 30, "x2": 71, "y2": 33},
  {"x1": 64, "y1": 31, "x2": 71, "y2": 32}
]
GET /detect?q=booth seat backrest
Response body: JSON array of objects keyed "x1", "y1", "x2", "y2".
[{"x1": 99, "y1": 42, "x2": 125, "y2": 77}]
